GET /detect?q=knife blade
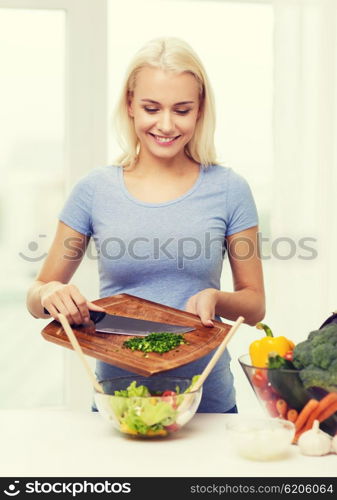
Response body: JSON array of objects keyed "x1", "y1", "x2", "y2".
[{"x1": 88, "y1": 310, "x2": 195, "y2": 336}]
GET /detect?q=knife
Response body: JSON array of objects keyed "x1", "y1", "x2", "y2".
[
  {"x1": 46, "y1": 308, "x2": 195, "y2": 336},
  {"x1": 88, "y1": 310, "x2": 195, "y2": 336}
]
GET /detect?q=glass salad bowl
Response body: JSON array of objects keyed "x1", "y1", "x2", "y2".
[
  {"x1": 94, "y1": 376, "x2": 202, "y2": 438},
  {"x1": 239, "y1": 354, "x2": 337, "y2": 438}
]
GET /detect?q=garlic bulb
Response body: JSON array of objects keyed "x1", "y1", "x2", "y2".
[
  {"x1": 298, "y1": 420, "x2": 332, "y2": 456},
  {"x1": 331, "y1": 434, "x2": 337, "y2": 454}
]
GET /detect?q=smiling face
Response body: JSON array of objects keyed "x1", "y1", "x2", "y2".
[{"x1": 128, "y1": 66, "x2": 201, "y2": 164}]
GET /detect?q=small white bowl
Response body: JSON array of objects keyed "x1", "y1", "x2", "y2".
[{"x1": 226, "y1": 415, "x2": 295, "y2": 461}]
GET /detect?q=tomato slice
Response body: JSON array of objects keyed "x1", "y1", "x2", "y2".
[
  {"x1": 161, "y1": 390, "x2": 178, "y2": 409},
  {"x1": 162, "y1": 390, "x2": 176, "y2": 397},
  {"x1": 284, "y1": 350, "x2": 293, "y2": 361},
  {"x1": 252, "y1": 369, "x2": 268, "y2": 388},
  {"x1": 165, "y1": 423, "x2": 180, "y2": 432}
]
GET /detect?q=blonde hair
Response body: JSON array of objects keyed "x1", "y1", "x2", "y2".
[{"x1": 113, "y1": 37, "x2": 217, "y2": 168}]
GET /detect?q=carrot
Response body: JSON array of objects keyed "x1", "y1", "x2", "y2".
[
  {"x1": 293, "y1": 433, "x2": 299, "y2": 444},
  {"x1": 276, "y1": 399, "x2": 288, "y2": 418},
  {"x1": 287, "y1": 408, "x2": 298, "y2": 423},
  {"x1": 301, "y1": 393, "x2": 337, "y2": 433},
  {"x1": 295, "y1": 399, "x2": 319, "y2": 432},
  {"x1": 294, "y1": 403, "x2": 337, "y2": 444},
  {"x1": 317, "y1": 392, "x2": 337, "y2": 409},
  {"x1": 317, "y1": 400, "x2": 337, "y2": 423},
  {"x1": 293, "y1": 430, "x2": 303, "y2": 444}
]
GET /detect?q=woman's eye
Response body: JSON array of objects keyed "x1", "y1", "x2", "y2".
[
  {"x1": 175, "y1": 109, "x2": 190, "y2": 115},
  {"x1": 144, "y1": 107, "x2": 158, "y2": 113},
  {"x1": 143, "y1": 107, "x2": 191, "y2": 115}
]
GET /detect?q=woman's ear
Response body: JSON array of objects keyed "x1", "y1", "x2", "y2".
[{"x1": 127, "y1": 91, "x2": 134, "y2": 118}]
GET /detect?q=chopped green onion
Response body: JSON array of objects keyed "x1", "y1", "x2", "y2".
[{"x1": 123, "y1": 332, "x2": 187, "y2": 354}]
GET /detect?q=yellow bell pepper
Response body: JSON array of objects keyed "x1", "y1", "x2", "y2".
[
  {"x1": 120, "y1": 422, "x2": 138, "y2": 435},
  {"x1": 249, "y1": 322, "x2": 295, "y2": 367}
]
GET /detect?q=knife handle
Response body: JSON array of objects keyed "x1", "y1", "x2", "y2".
[
  {"x1": 88, "y1": 310, "x2": 106, "y2": 324},
  {"x1": 43, "y1": 307, "x2": 106, "y2": 327}
]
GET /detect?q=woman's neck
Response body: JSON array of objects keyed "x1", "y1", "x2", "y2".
[{"x1": 129, "y1": 150, "x2": 199, "y2": 178}]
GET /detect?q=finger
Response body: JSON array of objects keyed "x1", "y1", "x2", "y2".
[
  {"x1": 200, "y1": 317, "x2": 214, "y2": 327},
  {"x1": 54, "y1": 292, "x2": 78, "y2": 325},
  {"x1": 55, "y1": 294, "x2": 83, "y2": 325},
  {"x1": 198, "y1": 308, "x2": 215, "y2": 327},
  {"x1": 69, "y1": 287, "x2": 91, "y2": 323},
  {"x1": 49, "y1": 295, "x2": 78, "y2": 325},
  {"x1": 44, "y1": 303, "x2": 61, "y2": 321},
  {"x1": 87, "y1": 301, "x2": 106, "y2": 312}
]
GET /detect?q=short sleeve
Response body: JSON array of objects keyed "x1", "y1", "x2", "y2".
[
  {"x1": 58, "y1": 171, "x2": 99, "y2": 236},
  {"x1": 225, "y1": 169, "x2": 258, "y2": 236}
]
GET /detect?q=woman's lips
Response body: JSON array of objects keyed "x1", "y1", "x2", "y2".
[{"x1": 148, "y1": 133, "x2": 180, "y2": 146}]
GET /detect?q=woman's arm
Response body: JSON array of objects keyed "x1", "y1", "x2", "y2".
[
  {"x1": 26, "y1": 221, "x2": 104, "y2": 324},
  {"x1": 215, "y1": 226, "x2": 265, "y2": 325},
  {"x1": 185, "y1": 226, "x2": 265, "y2": 326}
]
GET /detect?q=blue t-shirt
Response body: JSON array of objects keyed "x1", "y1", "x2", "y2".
[{"x1": 58, "y1": 164, "x2": 258, "y2": 412}]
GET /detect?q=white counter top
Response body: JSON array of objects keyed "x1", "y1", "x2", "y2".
[{"x1": 0, "y1": 410, "x2": 336, "y2": 477}]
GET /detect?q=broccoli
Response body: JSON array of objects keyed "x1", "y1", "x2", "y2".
[
  {"x1": 292, "y1": 341, "x2": 312, "y2": 368},
  {"x1": 299, "y1": 365, "x2": 337, "y2": 392},
  {"x1": 292, "y1": 324, "x2": 337, "y2": 391}
]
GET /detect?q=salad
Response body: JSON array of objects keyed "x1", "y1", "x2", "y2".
[{"x1": 105, "y1": 376, "x2": 200, "y2": 437}]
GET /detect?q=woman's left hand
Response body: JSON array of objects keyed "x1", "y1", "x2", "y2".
[{"x1": 185, "y1": 288, "x2": 219, "y2": 327}]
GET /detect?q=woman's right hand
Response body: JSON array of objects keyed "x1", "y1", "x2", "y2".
[{"x1": 40, "y1": 281, "x2": 105, "y2": 325}]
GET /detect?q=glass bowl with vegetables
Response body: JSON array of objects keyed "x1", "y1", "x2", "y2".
[
  {"x1": 94, "y1": 375, "x2": 202, "y2": 438},
  {"x1": 239, "y1": 316, "x2": 337, "y2": 443}
]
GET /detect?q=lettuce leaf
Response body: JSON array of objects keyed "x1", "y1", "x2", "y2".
[
  {"x1": 184, "y1": 375, "x2": 200, "y2": 393},
  {"x1": 139, "y1": 400, "x2": 177, "y2": 426},
  {"x1": 109, "y1": 396, "x2": 128, "y2": 419},
  {"x1": 123, "y1": 410, "x2": 150, "y2": 434},
  {"x1": 114, "y1": 381, "x2": 151, "y2": 397}
]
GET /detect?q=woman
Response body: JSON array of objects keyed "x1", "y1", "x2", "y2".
[{"x1": 26, "y1": 37, "x2": 265, "y2": 413}]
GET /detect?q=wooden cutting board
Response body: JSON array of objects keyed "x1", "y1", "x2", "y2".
[{"x1": 41, "y1": 293, "x2": 232, "y2": 376}]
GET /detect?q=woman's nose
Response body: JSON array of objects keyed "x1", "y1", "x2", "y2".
[{"x1": 157, "y1": 111, "x2": 174, "y2": 134}]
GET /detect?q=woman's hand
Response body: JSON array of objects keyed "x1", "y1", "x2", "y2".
[
  {"x1": 185, "y1": 288, "x2": 219, "y2": 327},
  {"x1": 40, "y1": 281, "x2": 105, "y2": 325}
]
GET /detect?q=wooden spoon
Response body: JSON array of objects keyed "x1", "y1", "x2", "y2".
[
  {"x1": 58, "y1": 313, "x2": 104, "y2": 394},
  {"x1": 175, "y1": 316, "x2": 244, "y2": 418},
  {"x1": 189, "y1": 315, "x2": 245, "y2": 393}
]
